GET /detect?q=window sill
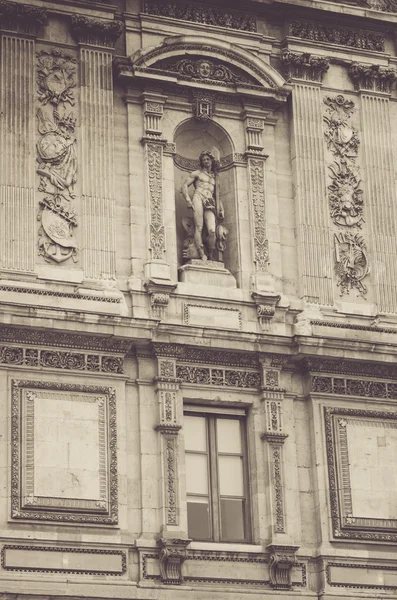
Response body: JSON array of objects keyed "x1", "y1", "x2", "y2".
[{"x1": 189, "y1": 541, "x2": 263, "y2": 553}]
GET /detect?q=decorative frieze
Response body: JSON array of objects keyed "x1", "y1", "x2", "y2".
[
  {"x1": 36, "y1": 50, "x2": 78, "y2": 264},
  {"x1": 0, "y1": 1, "x2": 47, "y2": 35},
  {"x1": 143, "y1": 0, "x2": 257, "y2": 32},
  {"x1": 349, "y1": 63, "x2": 397, "y2": 93},
  {"x1": 304, "y1": 356, "x2": 397, "y2": 379},
  {"x1": 71, "y1": 15, "x2": 124, "y2": 49},
  {"x1": 288, "y1": 20, "x2": 385, "y2": 52},
  {"x1": 0, "y1": 345, "x2": 124, "y2": 373},
  {"x1": 157, "y1": 538, "x2": 191, "y2": 585},
  {"x1": 312, "y1": 375, "x2": 397, "y2": 398},
  {"x1": 267, "y1": 545, "x2": 299, "y2": 590},
  {"x1": 281, "y1": 51, "x2": 329, "y2": 83},
  {"x1": 176, "y1": 364, "x2": 261, "y2": 388},
  {"x1": 153, "y1": 342, "x2": 259, "y2": 368}
]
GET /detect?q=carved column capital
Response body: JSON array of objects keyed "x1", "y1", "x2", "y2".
[
  {"x1": 145, "y1": 278, "x2": 177, "y2": 320},
  {"x1": 157, "y1": 537, "x2": 191, "y2": 585},
  {"x1": 348, "y1": 62, "x2": 396, "y2": 94},
  {"x1": 140, "y1": 92, "x2": 167, "y2": 140},
  {"x1": 70, "y1": 15, "x2": 124, "y2": 49},
  {"x1": 267, "y1": 544, "x2": 299, "y2": 589},
  {"x1": 281, "y1": 50, "x2": 329, "y2": 83},
  {"x1": 252, "y1": 291, "x2": 280, "y2": 330},
  {"x1": 0, "y1": 1, "x2": 47, "y2": 36}
]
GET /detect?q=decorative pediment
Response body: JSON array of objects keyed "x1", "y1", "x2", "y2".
[{"x1": 117, "y1": 35, "x2": 290, "y2": 102}]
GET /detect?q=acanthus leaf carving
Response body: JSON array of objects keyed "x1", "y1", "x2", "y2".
[
  {"x1": 36, "y1": 50, "x2": 78, "y2": 264},
  {"x1": 157, "y1": 538, "x2": 191, "y2": 584},
  {"x1": 70, "y1": 15, "x2": 124, "y2": 49},
  {"x1": 0, "y1": 1, "x2": 47, "y2": 35},
  {"x1": 348, "y1": 63, "x2": 397, "y2": 94},
  {"x1": 281, "y1": 51, "x2": 329, "y2": 82}
]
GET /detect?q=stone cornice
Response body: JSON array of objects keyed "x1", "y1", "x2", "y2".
[
  {"x1": 281, "y1": 51, "x2": 330, "y2": 83},
  {"x1": 0, "y1": 0, "x2": 47, "y2": 36},
  {"x1": 288, "y1": 19, "x2": 385, "y2": 52},
  {"x1": 348, "y1": 62, "x2": 397, "y2": 93},
  {"x1": 302, "y1": 356, "x2": 397, "y2": 380},
  {"x1": 70, "y1": 14, "x2": 124, "y2": 48}
]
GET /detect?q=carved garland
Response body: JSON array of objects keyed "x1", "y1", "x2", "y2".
[
  {"x1": 36, "y1": 50, "x2": 78, "y2": 263},
  {"x1": 147, "y1": 143, "x2": 166, "y2": 260},
  {"x1": 250, "y1": 159, "x2": 269, "y2": 270},
  {"x1": 323, "y1": 95, "x2": 369, "y2": 296},
  {"x1": 143, "y1": 0, "x2": 257, "y2": 32},
  {"x1": 11, "y1": 381, "x2": 118, "y2": 524}
]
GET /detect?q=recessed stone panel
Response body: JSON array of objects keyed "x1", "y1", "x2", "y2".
[{"x1": 183, "y1": 303, "x2": 242, "y2": 330}]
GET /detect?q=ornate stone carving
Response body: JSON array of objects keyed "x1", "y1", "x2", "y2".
[
  {"x1": 143, "y1": 0, "x2": 256, "y2": 31},
  {"x1": 70, "y1": 15, "x2": 124, "y2": 48},
  {"x1": 11, "y1": 381, "x2": 118, "y2": 524},
  {"x1": 348, "y1": 63, "x2": 397, "y2": 93},
  {"x1": 160, "y1": 57, "x2": 253, "y2": 85},
  {"x1": 304, "y1": 356, "x2": 397, "y2": 379},
  {"x1": 289, "y1": 20, "x2": 385, "y2": 52},
  {"x1": 146, "y1": 143, "x2": 166, "y2": 260},
  {"x1": 312, "y1": 375, "x2": 397, "y2": 399},
  {"x1": 334, "y1": 232, "x2": 369, "y2": 296},
  {"x1": 249, "y1": 159, "x2": 269, "y2": 269},
  {"x1": 325, "y1": 406, "x2": 397, "y2": 541},
  {"x1": 281, "y1": 51, "x2": 329, "y2": 82},
  {"x1": 153, "y1": 342, "x2": 259, "y2": 368},
  {"x1": 176, "y1": 364, "x2": 261, "y2": 388},
  {"x1": 0, "y1": 1, "x2": 47, "y2": 35},
  {"x1": 143, "y1": 98, "x2": 164, "y2": 138},
  {"x1": 157, "y1": 538, "x2": 191, "y2": 584},
  {"x1": 193, "y1": 94, "x2": 213, "y2": 122},
  {"x1": 181, "y1": 151, "x2": 227, "y2": 262},
  {"x1": 144, "y1": 278, "x2": 176, "y2": 320},
  {"x1": 323, "y1": 95, "x2": 363, "y2": 227},
  {"x1": 36, "y1": 50, "x2": 78, "y2": 263},
  {"x1": 267, "y1": 545, "x2": 299, "y2": 589}
]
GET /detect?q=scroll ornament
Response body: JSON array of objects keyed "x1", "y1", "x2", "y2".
[
  {"x1": 324, "y1": 95, "x2": 369, "y2": 296},
  {"x1": 36, "y1": 50, "x2": 78, "y2": 263}
]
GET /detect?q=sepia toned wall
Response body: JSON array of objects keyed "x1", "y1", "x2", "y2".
[{"x1": 0, "y1": 0, "x2": 397, "y2": 599}]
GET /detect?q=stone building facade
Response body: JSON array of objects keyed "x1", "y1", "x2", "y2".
[{"x1": 0, "y1": 0, "x2": 397, "y2": 598}]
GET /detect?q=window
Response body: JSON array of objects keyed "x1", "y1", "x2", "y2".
[{"x1": 184, "y1": 408, "x2": 250, "y2": 543}]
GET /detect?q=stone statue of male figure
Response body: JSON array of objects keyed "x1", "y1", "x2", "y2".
[{"x1": 181, "y1": 151, "x2": 224, "y2": 261}]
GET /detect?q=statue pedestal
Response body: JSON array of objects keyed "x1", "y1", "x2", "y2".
[{"x1": 179, "y1": 260, "x2": 237, "y2": 288}]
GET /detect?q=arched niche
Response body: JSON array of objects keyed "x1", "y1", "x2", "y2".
[{"x1": 174, "y1": 119, "x2": 239, "y2": 282}]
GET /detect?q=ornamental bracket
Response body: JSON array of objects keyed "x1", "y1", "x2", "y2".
[
  {"x1": 157, "y1": 537, "x2": 191, "y2": 585},
  {"x1": 144, "y1": 278, "x2": 177, "y2": 320},
  {"x1": 267, "y1": 544, "x2": 299, "y2": 589}
]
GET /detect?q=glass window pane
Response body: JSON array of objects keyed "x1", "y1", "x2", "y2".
[
  {"x1": 218, "y1": 455, "x2": 244, "y2": 496},
  {"x1": 184, "y1": 415, "x2": 207, "y2": 452},
  {"x1": 220, "y1": 498, "x2": 245, "y2": 542},
  {"x1": 187, "y1": 498, "x2": 211, "y2": 540},
  {"x1": 186, "y1": 453, "x2": 209, "y2": 494},
  {"x1": 217, "y1": 418, "x2": 242, "y2": 453}
]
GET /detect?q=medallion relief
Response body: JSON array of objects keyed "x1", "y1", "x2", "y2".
[{"x1": 36, "y1": 50, "x2": 78, "y2": 263}]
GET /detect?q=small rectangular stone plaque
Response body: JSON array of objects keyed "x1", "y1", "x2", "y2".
[{"x1": 184, "y1": 304, "x2": 242, "y2": 330}]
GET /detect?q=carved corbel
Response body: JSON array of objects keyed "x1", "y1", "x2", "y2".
[
  {"x1": 157, "y1": 538, "x2": 191, "y2": 585},
  {"x1": 145, "y1": 279, "x2": 177, "y2": 320},
  {"x1": 281, "y1": 50, "x2": 329, "y2": 83},
  {"x1": 252, "y1": 291, "x2": 280, "y2": 330},
  {"x1": 0, "y1": 1, "x2": 47, "y2": 36},
  {"x1": 70, "y1": 15, "x2": 124, "y2": 49},
  {"x1": 267, "y1": 545, "x2": 299, "y2": 589},
  {"x1": 142, "y1": 96, "x2": 166, "y2": 139}
]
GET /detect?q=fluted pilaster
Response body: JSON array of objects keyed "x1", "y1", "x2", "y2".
[
  {"x1": 80, "y1": 48, "x2": 116, "y2": 280},
  {"x1": 361, "y1": 94, "x2": 397, "y2": 313},
  {"x1": 291, "y1": 83, "x2": 333, "y2": 305},
  {"x1": 0, "y1": 34, "x2": 35, "y2": 272}
]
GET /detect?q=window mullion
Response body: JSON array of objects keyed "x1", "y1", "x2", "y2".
[{"x1": 208, "y1": 417, "x2": 220, "y2": 542}]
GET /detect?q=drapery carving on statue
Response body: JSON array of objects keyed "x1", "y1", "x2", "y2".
[
  {"x1": 180, "y1": 151, "x2": 228, "y2": 262},
  {"x1": 36, "y1": 50, "x2": 78, "y2": 264}
]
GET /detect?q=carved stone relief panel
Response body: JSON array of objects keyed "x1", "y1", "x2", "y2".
[
  {"x1": 11, "y1": 380, "x2": 118, "y2": 524},
  {"x1": 288, "y1": 20, "x2": 385, "y2": 52},
  {"x1": 249, "y1": 159, "x2": 269, "y2": 270},
  {"x1": 323, "y1": 95, "x2": 369, "y2": 296},
  {"x1": 36, "y1": 49, "x2": 78, "y2": 263},
  {"x1": 146, "y1": 142, "x2": 166, "y2": 260},
  {"x1": 325, "y1": 406, "x2": 397, "y2": 541}
]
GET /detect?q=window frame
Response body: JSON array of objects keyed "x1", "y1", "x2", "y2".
[{"x1": 184, "y1": 406, "x2": 251, "y2": 543}]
